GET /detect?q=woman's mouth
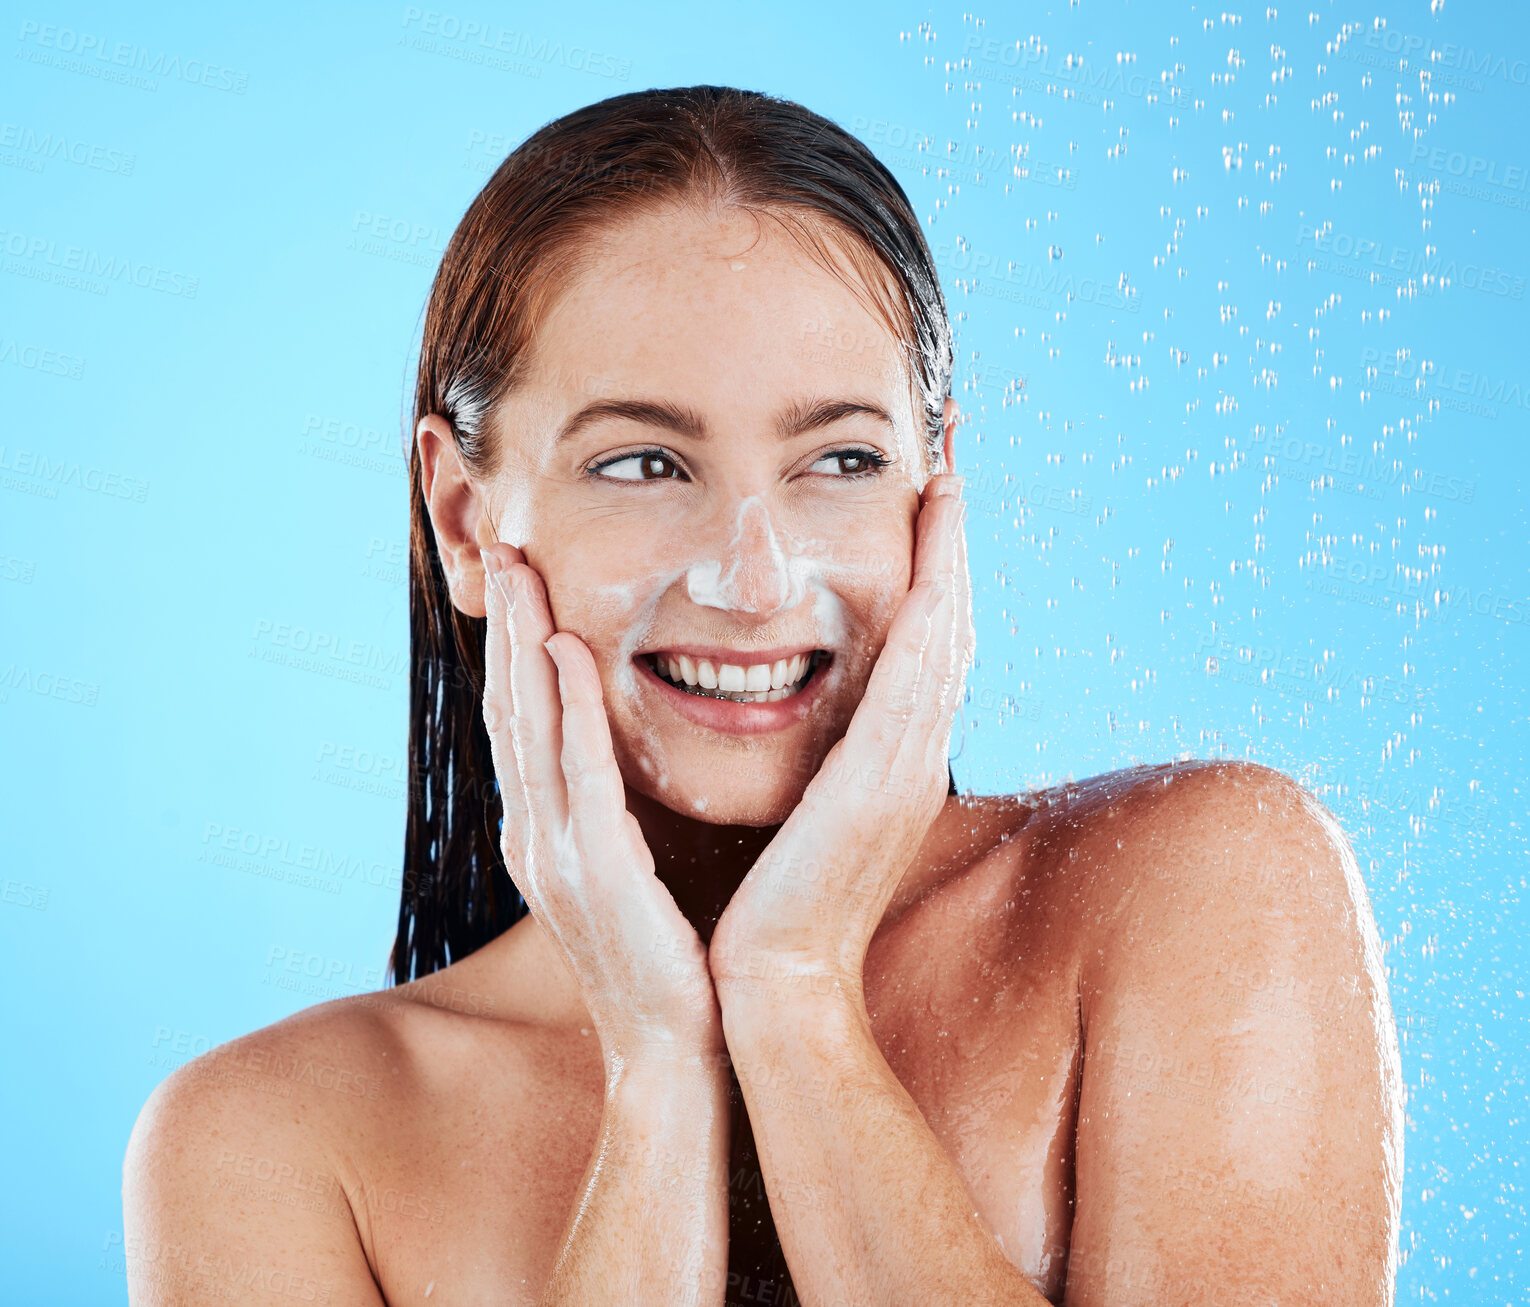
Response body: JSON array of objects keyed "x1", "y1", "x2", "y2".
[{"x1": 641, "y1": 649, "x2": 829, "y2": 703}]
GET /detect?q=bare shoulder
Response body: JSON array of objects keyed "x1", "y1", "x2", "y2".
[
  {"x1": 122, "y1": 958, "x2": 561, "y2": 1305},
  {"x1": 1013, "y1": 759, "x2": 1366, "y2": 914},
  {"x1": 122, "y1": 993, "x2": 401, "y2": 1304},
  {"x1": 1012, "y1": 759, "x2": 1405, "y2": 1302},
  {"x1": 1018, "y1": 758, "x2": 1395, "y2": 1034}
]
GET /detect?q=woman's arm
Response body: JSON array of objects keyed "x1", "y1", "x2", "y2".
[
  {"x1": 540, "y1": 1045, "x2": 731, "y2": 1307},
  {"x1": 1062, "y1": 761, "x2": 1402, "y2": 1305},
  {"x1": 481, "y1": 547, "x2": 732, "y2": 1304},
  {"x1": 123, "y1": 1041, "x2": 389, "y2": 1307},
  {"x1": 124, "y1": 1007, "x2": 732, "y2": 1307},
  {"x1": 721, "y1": 981, "x2": 1052, "y2": 1306},
  {"x1": 714, "y1": 763, "x2": 1401, "y2": 1307},
  {"x1": 705, "y1": 478, "x2": 1397, "y2": 1302},
  {"x1": 707, "y1": 473, "x2": 1027, "y2": 1301}
]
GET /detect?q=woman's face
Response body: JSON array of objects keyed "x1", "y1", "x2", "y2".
[{"x1": 470, "y1": 203, "x2": 949, "y2": 826}]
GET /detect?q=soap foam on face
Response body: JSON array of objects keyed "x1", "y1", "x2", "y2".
[
  {"x1": 520, "y1": 496, "x2": 873, "y2": 807},
  {"x1": 683, "y1": 497, "x2": 856, "y2": 653},
  {"x1": 685, "y1": 497, "x2": 797, "y2": 613},
  {"x1": 583, "y1": 568, "x2": 689, "y2": 793}
]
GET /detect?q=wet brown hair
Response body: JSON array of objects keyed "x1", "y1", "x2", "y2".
[{"x1": 393, "y1": 85, "x2": 956, "y2": 983}]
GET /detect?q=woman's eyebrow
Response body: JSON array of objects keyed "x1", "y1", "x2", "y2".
[
  {"x1": 776, "y1": 396, "x2": 896, "y2": 440},
  {"x1": 555, "y1": 395, "x2": 895, "y2": 443},
  {"x1": 556, "y1": 398, "x2": 706, "y2": 444}
]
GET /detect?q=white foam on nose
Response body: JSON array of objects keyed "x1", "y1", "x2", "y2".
[
  {"x1": 680, "y1": 496, "x2": 863, "y2": 653},
  {"x1": 686, "y1": 497, "x2": 798, "y2": 614}
]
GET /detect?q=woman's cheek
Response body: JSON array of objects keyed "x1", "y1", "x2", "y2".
[
  {"x1": 837, "y1": 563, "x2": 908, "y2": 657},
  {"x1": 535, "y1": 564, "x2": 671, "y2": 716}
]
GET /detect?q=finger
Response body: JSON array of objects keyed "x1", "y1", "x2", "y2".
[
  {"x1": 480, "y1": 543, "x2": 527, "y2": 759},
  {"x1": 481, "y1": 546, "x2": 534, "y2": 888},
  {"x1": 543, "y1": 632, "x2": 628, "y2": 848},
  {"x1": 504, "y1": 560, "x2": 570, "y2": 833},
  {"x1": 924, "y1": 524, "x2": 971, "y2": 785},
  {"x1": 851, "y1": 479, "x2": 964, "y2": 751},
  {"x1": 931, "y1": 484, "x2": 972, "y2": 739},
  {"x1": 906, "y1": 480, "x2": 965, "y2": 769},
  {"x1": 912, "y1": 474, "x2": 964, "y2": 603},
  {"x1": 955, "y1": 496, "x2": 975, "y2": 678}
]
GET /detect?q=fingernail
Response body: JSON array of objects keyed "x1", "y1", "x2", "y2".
[
  {"x1": 481, "y1": 548, "x2": 512, "y2": 605},
  {"x1": 932, "y1": 475, "x2": 964, "y2": 500},
  {"x1": 543, "y1": 637, "x2": 569, "y2": 699}
]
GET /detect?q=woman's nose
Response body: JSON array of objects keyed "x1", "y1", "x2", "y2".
[{"x1": 686, "y1": 497, "x2": 795, "y2": 617}]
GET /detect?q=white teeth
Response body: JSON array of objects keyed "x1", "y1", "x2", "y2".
[{"x1": 651, "y1": 652, "x2": 823, "y2": 702}]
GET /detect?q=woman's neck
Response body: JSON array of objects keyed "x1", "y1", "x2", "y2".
[{"x1": 623, "y1": 787, "x2": 781, "y2": 945}]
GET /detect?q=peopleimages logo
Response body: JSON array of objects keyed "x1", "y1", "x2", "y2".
[
  {"x1": 0, "y1": 336, "x2": 84, "y2": 379},
  {"x1": 1337, "y1": 24, "x2": 1530, "y2": 93},
  {"x1": 1308, "y1": 552, "x2": 1527, "y2": 629},
  {"x1": 847, "y1": 115, "x2": 1053, "y2": 192},
  {"x1": 931, "y1": 238, "x2": 1139, "y2": 313},
  {"x1": 15, "y1": 20, "x2": 250, "y2": 93},
  {"x1": 0, "y1": 122, "x2": 135, "y2": 175},
  {"x1": 1408, "y1": 143, "x2": 1528, "y2": 193},
  {"x1": 1296, "y1": 223, "x2": 1526, "y2": 301},
  {"x1": 1407, "y1": 142, "x2": 1530, "y2": 212},
  {"x1": 0, "y1": 227, "x2": 199, "y2": 298},
  {"x1": 398, "y1": 7, "x2": 631, "y2": 80},
  {"x1": 1193, "y1": 633, "x2": 1418, "y2": 707},
  {"x1": 1249, "y1": 425, "x2": 1475, "y2": 504},
  {"x1": 1361, "y1": 346, "x2": 1530, "y2": 422},
  {"x1": 961, "y1": 34, "x2": 1156, "y2": 105}
]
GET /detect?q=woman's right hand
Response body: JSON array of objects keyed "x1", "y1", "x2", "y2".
[{"x1": 480, "y1": 544, "x2": 721, "y2": 1068}]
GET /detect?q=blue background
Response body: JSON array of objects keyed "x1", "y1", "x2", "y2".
[{"x1": 2, "y1": 1, "x2": 1524, "y2": 1300}]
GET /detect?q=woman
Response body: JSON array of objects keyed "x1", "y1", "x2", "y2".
[{"x1": 124, "y1": 86, "x2": 1403, "y2": 1306}]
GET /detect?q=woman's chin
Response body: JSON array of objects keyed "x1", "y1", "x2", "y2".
[{"x1": 630, "y1": 767, "x2": 808, "y2": 828}]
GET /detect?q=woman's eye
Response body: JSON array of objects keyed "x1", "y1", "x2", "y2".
[
  {"x1": 592, "y1": 451, "x2": 683, "y2": 481},
  {"x1": 812, "y1": 449, "x2": 889, "y2": 478}
]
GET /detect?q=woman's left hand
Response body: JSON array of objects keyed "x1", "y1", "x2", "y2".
[{"x1": 708, "y1": 473, "x2": 974, "y2": 1003}]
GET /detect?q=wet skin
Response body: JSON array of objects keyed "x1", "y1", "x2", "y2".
[{"x1": 123, "y1": 203, "x2": 1404, "y2": 1305}]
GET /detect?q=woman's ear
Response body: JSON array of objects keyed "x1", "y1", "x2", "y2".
[
  {"x1": 417, "y1": 414, "x2": 490, "y2": 619},
  {"x1": 940, "y1": 396, "x2": 959, "y2": 475}
]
